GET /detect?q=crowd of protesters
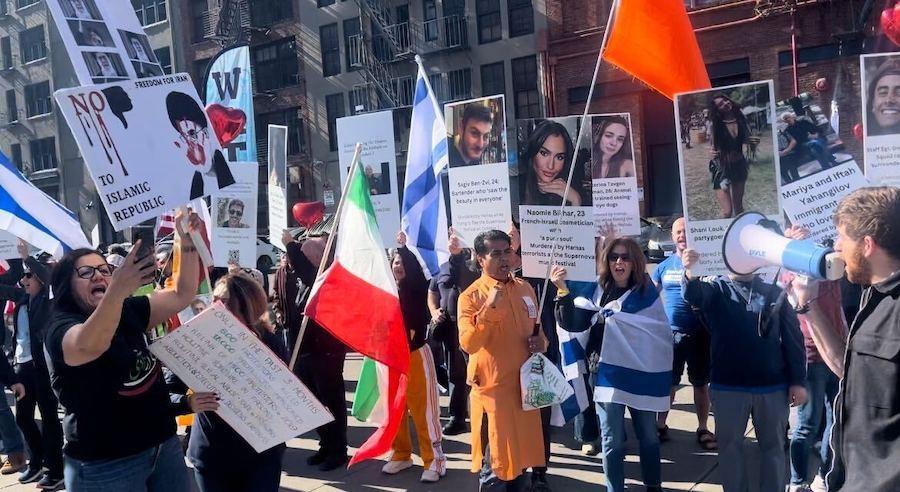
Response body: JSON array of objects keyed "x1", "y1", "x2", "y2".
[{"x1": 0, "y1": 188, "x2": 892, "y2": 491}]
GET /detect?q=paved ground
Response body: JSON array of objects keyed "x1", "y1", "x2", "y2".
[{"x1": 0, "y1": 352, "x2": 793, "y2": 491}]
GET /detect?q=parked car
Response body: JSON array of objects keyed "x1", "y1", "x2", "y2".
[{"x1": 638, "y1": 218, "x2": 675, "y2": 262}]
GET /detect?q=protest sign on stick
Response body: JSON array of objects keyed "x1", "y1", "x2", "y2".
[
  {"x1": 860, "y1": 52, "x2": 900, "y2": 187},
  {"x1": 46, "y1": 0, "x2": 164, "y2": 85},
  {"x1": 336, "y1": 111, "x2": 400, "y2": 247},
  {"x1": 444, "y1": 96, "x2": 512, "y2": 245},
  {"x1": 150, "y1": 302, "x2": 333, "y2": 453},
  {"x1": 674, "y1": 80, "x2": 783, "y2": 276},
  {"x1": 268, "y1": 125, "x2": 289, "y2": 251},
  {"x1": 211, "y1": 164, "x2": 257, "y2": 267},
  {"x1": 55, "y1": 74, "x2": 236, "y2": 230}
]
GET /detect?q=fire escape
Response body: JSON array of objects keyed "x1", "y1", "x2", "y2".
[
  {"x1": 202, "y1": 0, "x2": 252, "y2": 45},
  {"x1": 349, "y1": 0, "x2": 469, "y2": 112}
]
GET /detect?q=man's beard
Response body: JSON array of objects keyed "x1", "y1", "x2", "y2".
[{"x1": 846, "y1": 246, "x2": 872, "y2": 286}]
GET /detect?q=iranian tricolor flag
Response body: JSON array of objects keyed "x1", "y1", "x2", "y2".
[{"x1": 305, "y1": 163, "x2": 409, "y2": 467}]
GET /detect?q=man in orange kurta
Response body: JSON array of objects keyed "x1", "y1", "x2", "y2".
[{"x1": 458, "y1": 230, "x2": 547, "y2": 489}]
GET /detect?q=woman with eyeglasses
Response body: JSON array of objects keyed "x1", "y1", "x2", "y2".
[
  {"x1": 186, "y1": 271, "x2": 288, "y2": 492},
  {"x1": 44, "y1": 210, "x2": 202, "y2": 491},
  {"x1": 552, "y1": 233, "x2": 672, "y2": 492}
]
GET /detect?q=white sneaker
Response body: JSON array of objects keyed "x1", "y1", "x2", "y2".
[
  {"x1": 420, "y1": 469, "x2": 442, "y2": 482},
  {"x1": 810, "y1": 475, "x2": 827, "y2": 492},
  {"x1": 381, "y1": 460, "x2": 413, "y2": 475},
  {"x1": 788, "y1": 484, "x2": 812, "y2": 492},
  {"x1": 581, "y1": 442, "x2": 600, "y2": 456}
]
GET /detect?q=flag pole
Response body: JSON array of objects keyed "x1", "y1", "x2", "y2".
[
  {"x1": 289, "y1": 142, "x2": 364, "y2": 372},
  {"x1": 535, "y1": 0, "x2": 620, "y2": 322}
]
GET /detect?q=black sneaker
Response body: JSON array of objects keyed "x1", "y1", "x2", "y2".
[
  {"x1": 318, "y1": 454, "x2": 348, "y2": 472},
  {"x1": 530, "y1": 471, "x2": 551, "y2": 492},
  {"x1": 306, "y1": 451, "x2": 326, "y2": 466},
  {"x1": 17, "y1": 466, "x2": 42, "y2": 484},
  {"x1": 36, "y1": 473, "x2": 64, "y2": 490},
  {"x1": 442, "y1": 419, "x2": 469, "y2": 436}
]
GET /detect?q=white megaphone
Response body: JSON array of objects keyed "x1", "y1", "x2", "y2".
[{"x1": 722, "y1": 212, "x2": 845, "y2": 280}]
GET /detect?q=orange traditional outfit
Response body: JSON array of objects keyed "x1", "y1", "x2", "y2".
[{"x1": 458, "y1": 274, "x2": 546, "y2": 482}]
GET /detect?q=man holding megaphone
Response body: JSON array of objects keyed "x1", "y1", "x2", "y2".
[{"x1": 789, "y1": 187, "x2": 900, "y2": 492}]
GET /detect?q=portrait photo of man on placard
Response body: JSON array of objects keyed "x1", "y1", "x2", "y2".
[
  {"x1": 864, "y1": 56, "x2": 900, "y2": 137},
  {"x1": 446, "y1": 96, "x2": 507, "y2": 168}
]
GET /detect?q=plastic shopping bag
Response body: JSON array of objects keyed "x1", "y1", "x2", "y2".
[{"x1": 521, "y1": 353, "x2": 574, "y2": 410}]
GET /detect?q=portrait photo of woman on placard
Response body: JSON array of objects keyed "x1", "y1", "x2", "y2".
[
  {"x1": 591, "y1": 115, "x2": 635, "y2": 179},
  {"x1": 521, "y1": 119, "x2": 583, "y2": 206}
]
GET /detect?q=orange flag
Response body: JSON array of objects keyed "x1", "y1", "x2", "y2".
[{"x1": 604, "y1": 0, "x2": 711, "y2": 100}]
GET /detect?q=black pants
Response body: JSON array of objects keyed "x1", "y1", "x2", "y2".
[
  {"x1": 193, "y1": 450, "x2": 283, "y2": 492},
  {"x1": 432, "y1": 319, "x2": 469, "y2": 420},
  {"x1": 295, "y1": 352, "x2": 348, "y2": 457},
  {"x1": 15, "y1": 360, "x2": 63, "y2": 476}
]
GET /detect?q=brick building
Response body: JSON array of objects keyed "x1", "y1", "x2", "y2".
[{"x1": 545, "y1": 0, "x2": 883, "y2": 218}]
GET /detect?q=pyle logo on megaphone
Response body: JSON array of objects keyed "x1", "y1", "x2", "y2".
[{"x1": 722, "y1": 212, "x2": 845, "y2": 280}]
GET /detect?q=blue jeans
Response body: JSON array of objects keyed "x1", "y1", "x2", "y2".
[
  {"x1": 0, "y1": 396, "x2": 24, "y2": 454},
  {"x1": 790, "y1": 362, "x2": 839, "y2": 484},
  {"x1": 596, "y1": 402, "x2": 661, "y2": 492},
  {"x1": 64, "y1": 435, "x2": 191, "y2": 492}
]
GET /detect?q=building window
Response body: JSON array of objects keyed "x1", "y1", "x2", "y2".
[
  {"x1": 423, "y1": 0, "x2": 437, "y2": 41},
  {"x1": 508, "y1": 0, "x2": 533, "y2": 37},
  {"x1": 0, "y1": 1, "x2": 7, "y2": 15},
  {"x1": 1, "y1": 37, "x2": 11, "y2": 69},
  {"x1": 154, "y1": 47, "x2": 172, "y2": 74},
  {"x1": 448, "y1": 68, "x2": 471, "y2": 101},
  {"x1": 320, "y1": 24, "x2": 340, "y2": 77},
  {"x1": 325, "y1": 93, "x2": 345, "y2": 151},
  {"x1": 348, "y1": 86, "x2": 368, "y2": 115},
  {"x1": 24, "y1": 81, "x2": 50, "y2": 117},
  {"x1": 476, "y1": 0, "x2": 502, "y2": 44},
  {"x1": 250, "y1": 0, "x2": 292, "y2": 26},
  {"x1": 19, "y1": 25, "x2": 46, "y2": 63},
  {"x1": 252, "y1": 37, "x2": 299, "y2": 91},
  {"x1": 29, "y1": 137, "x2": 56, "y2": 172},
  {"x1": 132, "y1": 0, "x2": 167, "y2": 26},
  {"x1": 191, "y1": 0, "x2": 208, "y2": 43},
  {"x1": 193, "y1": 57, "x2": 210, "y2": 93},
  {"x1": 429, "y1": 74, "x2": 444, "y2": 102},
  {"x1": 256, "y1": 108, "x2": 304, "y2": 161},
  {"x1": 480, "y1": 61, "x2": 505, "y2": 96},
  {"x1": 15, "y1": 0, "x2": 39, "y2": 9},
  {"x1": 777, "y1": 40, "x2": 864, "y2": 67},
  {"x1": 512, "y1": 55, "x2": 540, "y2": 118},
  {"x1": 318, "y1": 0, "x2": 335, "y2": 7},
  {"x1": 343, "y1": 18, "x2": 360, "y2": 72},
  {"x1": 5, "y1": 89, "x2": 17, "y2": 123},
  {"x1": 9, "y1": 144, "x2": 21, "y2": 171}
]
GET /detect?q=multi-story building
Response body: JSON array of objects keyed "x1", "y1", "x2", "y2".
[
  {"x1": 176, "y1": 0, "x2": 548, "y2": 231},
  {"x1": 0, "y1": 0, "x2": 178, "y2": 244},
  {"x1": 545, "y1": 0, "x2": 880, "y2": 218}
]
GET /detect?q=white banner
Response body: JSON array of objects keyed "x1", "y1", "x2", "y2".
[
  {"x1": 520, "y1": 206, "x2": 596, "y2": 282},
  {"x1": 267, "y1": 125, "x2": 288, "y2": 251},
  {"x1": 0, "y1": 231, "x2": 18, "y2": 260},
  {"x1": 46, "y1": 0, "x2": 164, "y2": 85},
  {"x1": 782, "y1": 163, "x2": 868, "y2": 245},
  {"x1": 861, "y1": 52, "x2": 900, "y2": 187},
  {"x1": 445, "y1": 96, "x2": 512, "y2": 245},
  {"x1": 54, "y1": 74, "x2": 235, "y2": 230},
  {"x1": 150, "y1": 303, "x2": 333, "y2": 453},
  {"x1": 211, "y1": 164, "x2": 257, "y2": 268},
  {"x1": 336, "y1": 111, "x2": 400, "y2": 247}
]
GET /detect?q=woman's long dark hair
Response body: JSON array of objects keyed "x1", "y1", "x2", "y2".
[
  {"x1": 709, "y1": 93, "x2": 749, "y2": 150},
  {"x1": 597, "y1": 238, "x2": 649, "y2": 294},
  {"x1": 522, "y1": 120, "x2": 575, "y2": 205},
  {"x1": 391, "y1": 247, "x2": 430, "y2": 333},
  {"x1": 592, "y1": 115, "x2": 633, "y2": 176},
  {"x1": 51, "y1": 248, "x2": 104, "y2": 315}
]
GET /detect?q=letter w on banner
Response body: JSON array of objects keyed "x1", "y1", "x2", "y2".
[
  {"x1": 603, "y1": 0, "x2": 710, "y2": 100},
  {"x1": 401, "y1": 60, "x2": 450, "y2": 278}
]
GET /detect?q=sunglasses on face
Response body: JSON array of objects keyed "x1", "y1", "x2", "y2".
[
  {"x1": 76, "y1": 264, "x2": 113, "y2": 280},
  {"x1": 228, "y1": 208, "x2": 243, "y2": 216},
  {"x1": 608, "y1": 253, "x2": 632, "y2": 263},
  {"x1": 22, "y1": 272, "x2": 33, "y2": 279}
]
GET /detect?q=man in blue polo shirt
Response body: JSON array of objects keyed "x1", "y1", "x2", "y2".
[{"x1": 651, "y1": 217, "x2": 716, "y2": 450}]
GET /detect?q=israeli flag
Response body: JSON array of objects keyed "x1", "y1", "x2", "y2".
[
  {"x1": 0, "y1": 151, "x2": 90, "y2": 258},
  {"x1": 401, "y1": 61, "x2": 449, "y2": 277},
  {"x1": 551, "y1": 280, "x2": 596, "y2": 427},
  {"x1": 576, "y1": 283, "x2": 674, "y2": 412}
]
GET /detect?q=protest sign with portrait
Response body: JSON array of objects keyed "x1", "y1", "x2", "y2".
[
  {"x1": 211, "y1": 163, "x2": 257, "y2": 268},
  {"x1": 861, "y1": 52, "x2": 900, "y2": 186},
  {"x1": 267, "y1": 125, "x2": 289, "y2": 251}
]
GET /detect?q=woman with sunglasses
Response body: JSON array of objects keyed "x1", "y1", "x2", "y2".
[
  {"x1": 186, "y1": 271, "x2": 288, "y2": 492},
  {"x1": 0, "y1": 240, "x2": 63, "y2": 488},
  {"x1": 552, "y1": 233, "x2": 671, "y2": 492},
  {"x1": 45, "y1": 210, "x2": 202, "y2": 491}
]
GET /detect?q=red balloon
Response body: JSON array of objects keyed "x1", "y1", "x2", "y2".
[
  {"x1": 853, "y1": 123, "x2": 864, "y2": 142},
  {"x1": 292, "y1": 201, "x2": 325, "y2": 228},
  {"x1": 881, "y1": 3, "x2": 900, "y2": 47},
  {"x1": 205, "y1": 103, "x2": 247, "y2": 146}
]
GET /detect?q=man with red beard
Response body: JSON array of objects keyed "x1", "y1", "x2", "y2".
[{"x1": 790, "y1": 187, "x2": 900, "y2": 491}]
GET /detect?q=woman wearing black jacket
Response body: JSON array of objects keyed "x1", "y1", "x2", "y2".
[
  {"x1": 0, "y1": 240, "x2": 63, "y2": 488},
  {"x1": 186, "y1": 271, "x2": 288, "y2": 492}
]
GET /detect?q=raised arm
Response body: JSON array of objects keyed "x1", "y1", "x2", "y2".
[
  {"x1": 458, "y1": 286, "x2": 500, "y2": 355},
  {"x1": 147, "y1": 210, "x2": 202, "y2": 327},
  {"x1": 787, "y1": 277, "x2": 847, "y2": 377}
]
